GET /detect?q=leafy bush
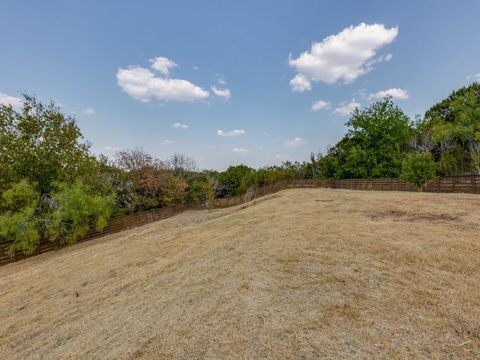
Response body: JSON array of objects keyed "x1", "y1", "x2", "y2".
[
  {"x1": 400, "y1": 152, "x2": 437, "y2": 189},
  {"x1": 44, "y1": 181, "x2": 115, "y2": 245},
  {"x1": 217, "y1": 165, "x2": 254, "y2": 197},
  {"x1": 0, "y1": 180, "x2": 40, "y2": 255}
]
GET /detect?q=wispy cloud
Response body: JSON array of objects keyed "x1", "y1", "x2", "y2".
[
  {"x1": 334, "y1": 100, "x2": 361, "y2": 116},
  {"x1": 217, "y1": 129, "x2": 245, "y2": 137},
  {"x1": 162, "y1": 139, "x2": 176, "y2": 145},
  {"x1": 369, "y1": 88, "x2": 409, "y2": 100},
  {"x1": 311, "y1": 100, "x2": 331, "y2": 111},
  {"x1": 173, "y1": 122, "x2": 188, "y2": 129},
  {"x1": 467, "y1": 73, "x2": 480, "y2": 82},
  {"x1": 81, "y1": 107, "x2": 95, "y2": 116},
  {"x1": 284, "y1": 137, "x2": 307, "y2": 148},
  {"x1": 232, "y1": 147, "x2": 249, "y2": 154},
  {"x1": 0, "y1": 92, "x2": 22, "y2": 108},
  {"x1": 211, "y1": 85, "x2": 231, "y2": 99}
]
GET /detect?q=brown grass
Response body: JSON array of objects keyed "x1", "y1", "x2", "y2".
[{"x1": 1, "y1": 188, "x2": 480, "y2": 359}]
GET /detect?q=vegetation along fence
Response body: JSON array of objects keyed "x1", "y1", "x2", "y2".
[{"x1": 1, "y1": 175, "x2": 479, "y2": 266}]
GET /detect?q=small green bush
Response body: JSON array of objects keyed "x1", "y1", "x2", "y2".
[
  {"x1": 44, "y1": 181, "x2": 115, "y2": 245},
  {"x1": 400, "y1": 152, "x2": 437, "y2": 189},
  {"x1": 0, "y1": 180, "x2": 41, "y2": 255}
]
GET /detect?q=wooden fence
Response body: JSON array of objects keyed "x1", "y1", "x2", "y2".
[{"x1": 1, "y1": 175, "x2": 479, "y2": 266}]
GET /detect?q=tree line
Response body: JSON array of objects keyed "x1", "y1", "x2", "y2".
[
  {"x1": 0, "y1": 96, "x2": 313, "y2": 255},
  {"x1": 314, "y1": 83, "x2": 480, "y2": 188},
  {"x1": 1, "y1": 82, "x2": 479, "y2": 255}
]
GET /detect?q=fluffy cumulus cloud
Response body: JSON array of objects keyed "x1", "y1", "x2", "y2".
[
  {"x1": 149, "y1": 56, "x2": 178, "y2": 75},
  {"x1": 311, "y1": 100, "x2": 331, "y2": 111},
  {"x1": 284, "y1": 137, "x2": 307, "y2": 148},
  {"x1": 117, "y1": 57, "x2": 209, "y2": 103},
  {"x1": 290, "y1": 74, "x2": 312, "y2": 92},
  {"x1": 289, "y1": 23, "x2": 398, "y2": 91},
  {"x1": 369, "y1": 88, "x2": 409, "y2": 100},
  {"x1": 173, "y1": 122, "x2": 188, "y2": 129},
  {"x1": 232, "y1": 147, "x2": 249, "y2": 154},
  {"x1": 81, "y1": 107, "x2": 95, "y2": 116},
  {"x1": 0, "y1": 92, "x2": 22, "y2": 107},
  {"x1": 217, "y1": 129, "x2": 245, "y2": 137},
  {"x1": 211, "y1": 85, "x2": 231, "y2": 99},
  {"x1": 334, "y1": 100, "x2": 361, "y2": 116}
]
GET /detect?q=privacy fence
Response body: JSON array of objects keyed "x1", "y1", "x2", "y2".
[{"x1": 1, "y1": 175, "x2": 479, "y2": 266}]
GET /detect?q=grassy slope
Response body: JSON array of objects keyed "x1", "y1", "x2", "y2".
[{"x1": 0, "y1": 188, "x2": 479, "y2": 359}]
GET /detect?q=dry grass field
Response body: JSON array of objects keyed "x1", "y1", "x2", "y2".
[{"x1": 1, "y1": 188, "x2": 480, "y2": 359}]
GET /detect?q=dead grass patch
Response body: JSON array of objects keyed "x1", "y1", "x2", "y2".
[{"x1": 0, "y1": 188, "x2": 479, "y2": 359}]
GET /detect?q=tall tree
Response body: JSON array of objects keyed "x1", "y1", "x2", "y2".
[
  {"x1": 0, "y1": 95, "x2": 93, "y2": 193},
  {"x1": 337, "y1": 97, "x2": 413, "y2": 178},
  {"x1": 420, "y1": 82, "x2": 480, "y2": 175}
]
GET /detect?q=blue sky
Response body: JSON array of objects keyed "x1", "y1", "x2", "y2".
[{"x1": 1, "y1": 1, "x2": 480, "y2": 170}]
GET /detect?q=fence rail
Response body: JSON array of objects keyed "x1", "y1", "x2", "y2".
[{"x1": 2, "y1": 175, "x2": 480, "y2": 266}]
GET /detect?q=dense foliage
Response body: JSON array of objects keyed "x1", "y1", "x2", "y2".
[
  {"x1": 1, "y1": 83, "x2": 479, "y2": 255},
  {"x1": 400, "y1": 153, "x2": 437, "y2": 189},
  {"x1": 315, "y1": 84, "x2": 480, "y2": 185},
  {"x1": 316, "y1": 97, "x2": 413, "y2": 179}
]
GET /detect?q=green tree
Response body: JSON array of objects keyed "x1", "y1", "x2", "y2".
[
  {"x1": 317, "y1": 153, "x2": 342, "y2": 179},
  {"x1": 0, "y1": 95, "x2": 93, "y2": 193},
  {"x1": 341, "y1": 97, "x2": 413, "y2": 178},
  {"x1": 217, "y1": 165, "x2": 254, "y2": 197},
  {"x1": 421, "y1": 82, "x2": 480, "y2": 175},
  {"x1": 400, "y1": 152, "x2": 437, "y2": 189}
]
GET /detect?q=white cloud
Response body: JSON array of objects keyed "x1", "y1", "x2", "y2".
[
  {"x1": 334, "y1": 100, "x2": 361, "y2": 116},
  {"x1": 0, "y1": 92, "x2": 22, "y2": 108},
  {"x1": 117, "y1": 64, "x2": 209, "y2": 103},
  {"x1": 289, "y1": 23, "x2": 398, "y2": 90},
  {"x1": 290, "y1": 74, "x2": 312, "y2": 92},
  {"x1": 211, "y1": 85, "x2": 231, "y2": 99},
  {"x1": 173, "y1": 122, "x2": 188, "y2": 129},
  {"x1": 232, "y1": 147, "x2": 249, "y2": 154},
  {"x1": 284, "y1": 137, "x2": 307, "y2": 148},
  {"x1": 217, "y1": 129, "x2": 245, "y2": 137},
  {"x1": 274, "y1": 154, "x2": 284, "y2": 159},
  {"x1": 311, "y1": 100, "x2": 331, "y2": 111},
  {"x1": 161, "y1": 139, "x2": 176, "y2": 145},
  {"x1": 468, "y1": 73, "x2": 480, "y2": 82},
  {"x1": 369, "y1": 88, "x2": 409, "y2": 100},
  {"x1": 150, "y1": 56, "x2": 178, "y2": 75},
  {"x1": 81, "y1": 107, "x2": 95, "y2": 116}
]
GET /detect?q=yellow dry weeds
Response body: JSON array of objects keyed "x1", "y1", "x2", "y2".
[{"x1": 0, "y1": 188, "x2": 479, "y2": 359}]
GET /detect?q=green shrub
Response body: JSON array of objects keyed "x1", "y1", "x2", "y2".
[
  {"x1": 44, "y1": 181, "x2": 115, "y2": 245},
  {"x1": 400, "y1": 152, "x2": 437, "y2": 189},
  {"x1": 0, "y1": 180, "x2": 41, "y2": 255}
]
